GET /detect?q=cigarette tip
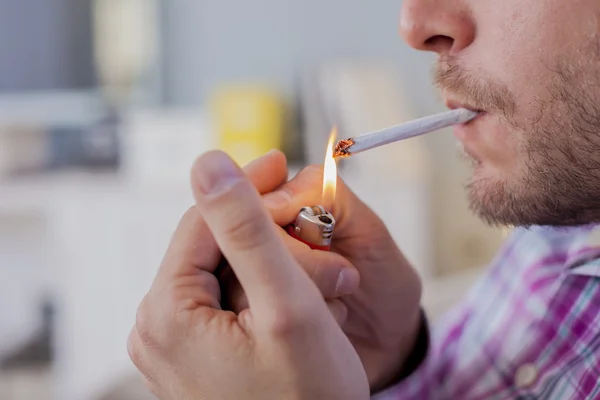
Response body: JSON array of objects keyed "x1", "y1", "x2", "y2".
[{"x1": 333, "y1": 138, "x2": 354, "y2": 158}]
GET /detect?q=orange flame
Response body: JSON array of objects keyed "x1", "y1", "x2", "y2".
[{"x1": 322, "y1": 128, "x2": 337, "y2": 210}]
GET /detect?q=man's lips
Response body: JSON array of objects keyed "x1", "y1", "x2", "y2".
[
  {"x1": 449, "y1": 100, "x2": 489, "y2": 163},
  {"x1": 445, "y1": 100, "x2": 485, "y2": 119},
  {"x1": 445, "y1": 99, "x2": 481, "y2": 111},
  {"x1": 446, "y1": 102, "x2": 486, "y2": 127}
]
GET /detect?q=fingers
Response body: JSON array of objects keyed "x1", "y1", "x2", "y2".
[
  {"x1": 191, "y1": 151, "x2": 316, "y2": 314},
  {"x1": 262, "y1": 165, "x2": 352, "y2": 228},
  {"x1": 262, "y1": 164, "x2": 322, "y2": 216},
  {"x1": 263, "y1": 165, "x2": 390, "y2": 252},
  {"x1": 282, "y1": 234, "x2": 360, "y2": 298},
  {"x1": 229, "y1": 292, "x2": 351, "y2": 327},
  {"x1": 154, "y1": 149, "x2": 289, "y2": 287},
  {"x1": 243, "y1": 149, "x2": 288, "y2": 194},
  {"x1": 223, "y1": 235, "x2": 360, "y2": 313},
  {"x1": 156, "y1": 207, "x2": 221, "y2": 286}
]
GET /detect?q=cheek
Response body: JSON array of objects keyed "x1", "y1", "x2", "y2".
[
  {"x1": 474, "y1": 2, "x2": 542, "y2": 69},
  {"x1": 474, "y1": 0, "x2": 598, "y2": 97},
  {"x1": 463, "y1": 0, "x2": 600, "y2": 184}
]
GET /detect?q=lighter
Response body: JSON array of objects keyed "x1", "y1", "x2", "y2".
[
  {"x1": 286, "y1": 205, "x2": 335, "y2": 251},
  {"x1": 286, "y1": 128, "x2": 338, "y2": 250}
]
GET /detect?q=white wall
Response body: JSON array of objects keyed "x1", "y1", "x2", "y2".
[{"x1": 161, "y1": 0, "x2": 434, "y2": 108}]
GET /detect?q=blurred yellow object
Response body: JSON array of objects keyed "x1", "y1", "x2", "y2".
[{"x1": 211, "y1": 86, "x2": 284, "y2": 166}]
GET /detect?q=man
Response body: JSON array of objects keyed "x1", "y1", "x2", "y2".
[{"x1": 127, "y1": 0, "x2": 600, "y2": 398}]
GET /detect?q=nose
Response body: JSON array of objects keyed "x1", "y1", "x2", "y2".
[{"x1": 399, "y1": 0, "x2": 475, "y2": 55}]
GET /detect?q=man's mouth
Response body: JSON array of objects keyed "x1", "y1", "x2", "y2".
[
  {"x1": 445, "y1": 100, "x2": 486, "y2": 123},
  {"x1": 446, "y1": 97, "x2": 491, "y2": 164}
]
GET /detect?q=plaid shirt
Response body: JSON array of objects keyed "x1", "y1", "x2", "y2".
[{"x1": 373, "y1": 224, "x2": 600, "y2": 400}]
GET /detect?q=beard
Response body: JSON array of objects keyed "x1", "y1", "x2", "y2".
[{"x1": 436, "y1": 55, "x2": 600, "y2": 227}]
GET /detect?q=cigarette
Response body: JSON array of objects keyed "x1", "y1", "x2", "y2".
[{"x1": 333, "y1": 108, "x2": 479, "y2": 158}]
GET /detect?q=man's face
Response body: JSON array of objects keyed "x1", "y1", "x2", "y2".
[{"x1": 400, "y1": 0, "x2": 600, "y2": 227}]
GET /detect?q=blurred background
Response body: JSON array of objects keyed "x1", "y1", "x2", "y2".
[{"x1": 0, "y1": 1, "x2": 504, "y2": 399}]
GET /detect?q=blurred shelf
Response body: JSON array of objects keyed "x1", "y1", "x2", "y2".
[
  {"x1": 0, "y1": 171, "x2": 124, "y2": 214},
  {"x1": 0, "y1": 164, "x2": 304, "y2": 213},
  {"x1": 0, "y1": 366, "x2": 53, "y2": 400}
]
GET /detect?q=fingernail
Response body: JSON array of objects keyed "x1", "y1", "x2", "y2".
[
  {"x1": 335, "y1": 268, "x2": 360, "y2": 296},
  {"x1": 195, "y1": 152, "x2": 243, "y2": 195},
  {"x1": 263, "y1": 189, "x2": 293, "y2": 210}
]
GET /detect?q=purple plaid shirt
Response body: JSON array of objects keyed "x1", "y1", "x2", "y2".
[{"x1": 373, "y1": 224, "x2": 600, "y2": 399}]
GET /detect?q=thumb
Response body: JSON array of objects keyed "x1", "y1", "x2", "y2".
[{"x1": 190, "y1": 151, "x2": 320, "y2": 318}]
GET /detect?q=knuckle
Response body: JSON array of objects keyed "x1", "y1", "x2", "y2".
[
  {"x1": 286, "y1": 165, "x2": 328, "y2": 204},
  {"x1": 267, "y1": 304, "x2": 315, "y2": 338},
  {"x1": 181, "y1": 205, "x2": 197, "y2": 221},
  {"x1": 302, "y1": 164, "x2": 323, "y2": 178},
  {"x1": 298, "y1": 256, "x2": 324, "y2": 286},
  {"x1": 204, "y1": 177, "x2": 249, "y2": 205},
  {"x1": 310, "y1": 267, "x2": 334, "y2": 296},
  {"x1": 297, "y1": 253, "x2": 348, "y2": 297},
  {"x1": 221, "y1": 207, "x2": 274, "y2": 251},
  {"x1": 135, "y1": 299, "x2": 159, "y2": 347},
  {"x1": 295, "y1": 165, "x2": 324, "y2": 189},
  {"x1": 175, "y1": 207, "x2": 202, "y2": 236},
  {"x1": 201, "y1": 179, "x2": 277, "y2": 251},
  {"x1": 127, "y1": 331, "x2": 144, "y2": 369},
  {"x1": 144, "y1": 379, "x2": 161, "y2": 399}
]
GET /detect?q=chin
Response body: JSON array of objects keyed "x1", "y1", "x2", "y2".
[
  {"x1": 464, "y1": 170, "x2": 585, "y2": 228},
  {"x1": 465, "y1": 168, "x2": 520, "y2": 227},
  {"x1": 465, "y1": 157, "x2": 493, "y2": 188}
]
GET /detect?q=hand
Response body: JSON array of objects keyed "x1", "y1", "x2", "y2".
[
  {"x1": 127, "y1": 151, "x2": 369, "y2": 400},
  {"x1": 260, "y1": 160, "x2": 424, "y2": 392},
  {"x1": 220, "y1": 150, "x2": 362, "y2": 322}
]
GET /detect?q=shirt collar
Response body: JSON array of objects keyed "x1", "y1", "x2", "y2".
[
  {"x1": 533, "y1": 224, "x2": 600, "y2": 277},
  {"x1": 512, "y1": 224, "x2": 600, "y2": 278},
  {"x1": 566, "y1": 224, "x2": 600, "y2": 277}
]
